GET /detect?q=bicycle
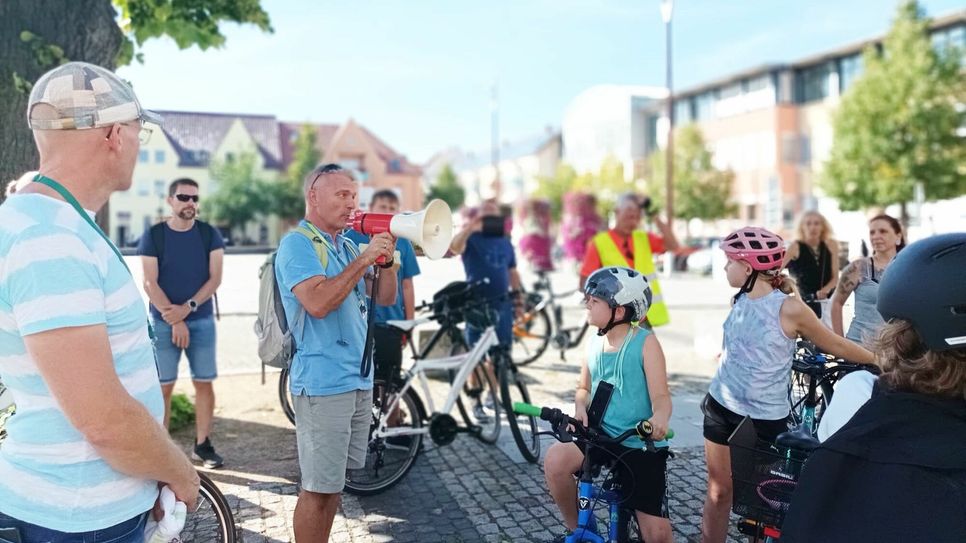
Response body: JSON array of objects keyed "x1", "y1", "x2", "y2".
[
  {"x1": 277, "y1": 279, "x2": 503, "y2": 441},
  {"x1": 728, "y1": 416, "x2": 818, "y2": 543},
  {"x1": 343, "y1": 280, "x2": 516, "y2": 495},
  {"x1": 513, "y1": 269, "x2": 591, "y2": 365},
  {"x1": 0, "y1": 382, "x2": 237, "y2": 542},
  {"x1": 788, "y1": 340, "x2": 874, "y2": 434},
  {"x1": 514, "y1": 402, "x2": 674, "y2": 542}
]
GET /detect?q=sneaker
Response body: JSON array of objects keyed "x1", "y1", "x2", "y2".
[
  {"x1": 192, "y1": 437, "x2": 224, "y2": 469},
  {"x1": 473, "y1": 403, "x2": 492, "y2": 422}
]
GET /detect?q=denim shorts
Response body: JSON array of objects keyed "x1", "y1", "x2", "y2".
[
  {"x1": 153, "y1": 316, "x2": 217, "y2": 385},
  {"x1": 0, "y1": 511, "x2": 147, "y2": 543}
]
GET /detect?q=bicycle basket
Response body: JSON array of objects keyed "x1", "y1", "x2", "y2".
[{"x1": 728, "y1": 417, "x2": 808, "y2": 527}]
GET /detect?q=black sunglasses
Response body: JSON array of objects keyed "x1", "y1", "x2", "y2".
[
  {"x1": 175, "y1": 194, "x2": 199, "y2": 203},
  {"x1": 309, "y1": 163, "x2": 346, "y2": 190}
]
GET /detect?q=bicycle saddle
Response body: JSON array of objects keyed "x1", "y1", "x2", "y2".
[
  {"x1": 775, "y1": 426, "x2": 820, "y2": 453},
  {"x1": 385, "y1": 318, "x2": 430, "y2": 333}
]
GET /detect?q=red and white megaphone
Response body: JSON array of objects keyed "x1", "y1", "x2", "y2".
[{"x1": 347, "y1": 199, "x2": 454, "y2": 261}]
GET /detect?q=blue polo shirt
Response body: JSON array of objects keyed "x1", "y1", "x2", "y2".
[
  {"x1": 275, "y1": 221, "x2": 372, "y2": 396},
  {"x1": 345, "y1": 230, "x2": 421, "y2": 323}
]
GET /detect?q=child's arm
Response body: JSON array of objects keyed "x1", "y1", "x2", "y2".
[
  {"x1": 642, "y1": 333, "x2": 672, "y2": 440},
  {"x1": 780, "y1": 296, "x2": 874, "y2": 364},
  {"x1": 575, "y1": 361, "x2": 591, "y2": 427}
]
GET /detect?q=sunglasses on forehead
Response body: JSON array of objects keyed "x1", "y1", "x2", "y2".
[
  {"x1": 309, "y1": 163, "x2": 348, "y2": 189},
  {"x1": 174, "y1": 194, "x2": 199, "y2": 202}
]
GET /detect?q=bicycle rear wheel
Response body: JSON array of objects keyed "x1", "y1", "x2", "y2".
[
  {"x1": 497, "y1": 354, "x2": 540, "y2": 463},
  {"x1": 279, "y1": 368, "x2": 296, "y2": 426},
  {"x1": 345, "y1": 386, "x2": 424, "y2": 496},
  {"x1": 512, "y1": 303, "x2": 552, "y2": 366},
  {"x1": 181, "y1": 472, "x2": 237, "y2": 542}
]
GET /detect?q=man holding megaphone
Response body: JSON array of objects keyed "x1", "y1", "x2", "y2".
[
  {"x1": 273, "y1": 164, "x2": 398, "y2": 542},
  {"x1": 345, "y1": 190, "x2": 422, "y2": 385}
]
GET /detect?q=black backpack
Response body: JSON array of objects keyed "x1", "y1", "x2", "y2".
[{"x1": 149, "y1": 220, "x2": 220, "y2": 318}]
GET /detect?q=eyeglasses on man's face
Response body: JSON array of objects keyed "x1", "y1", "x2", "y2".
[{"x1": 174, "y1": 194, "x2": 199, "y2": 203}]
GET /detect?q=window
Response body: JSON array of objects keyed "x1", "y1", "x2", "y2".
[
  {"x1": 797, "y1": 62, "x2": 834, "y2": 103},
  {"x1": 154, "y1": 179, "x2": 166, "y2": 198},
  {"x1": 154, "y1": 150, "x2": 165, "y2": 163},
  {"x1": 137, "y1": 179, "x2": 149, "y2": 197},
  {"x1": 694, "y1": 92, "x2": 715, "y2": 121},
  {"x1": 719, "y1": 83, "x2": 742, "y2": 99},
  {"x1": 139, "y1": 150, "x2": 149, "y2": 163},
  {"x1": 839, "y1": 54, "x2": 864, "y2": 93},
  {"x1": 674, "y1": 98, "x2": 692, "y2": 124},
  {"x1": 745, "y1": 204, "x2": 757, "y2": 221},
  {"x1": 745, "y1": 75, "x2": 771, "y2": 92}
]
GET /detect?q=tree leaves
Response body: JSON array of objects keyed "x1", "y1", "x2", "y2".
[
  {"x1": 427, "y1": 164, "x2": 465, "y2": 211},
  {"x1": 821, "y1": 0, "x2": 965, "y2": 212}
]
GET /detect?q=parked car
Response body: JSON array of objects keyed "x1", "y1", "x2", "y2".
[{"x1": 685, "y1": 237, "x2": 721, "y2": 275}]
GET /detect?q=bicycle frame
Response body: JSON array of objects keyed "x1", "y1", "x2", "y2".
[
  {"x1": 569, "y1": 459, "x2": 631, "y2": 543},
  {"x1": 372, "y1": 326, "x2": 498, "y2": 441}
]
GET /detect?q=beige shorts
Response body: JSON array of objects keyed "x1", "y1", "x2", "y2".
[{"x1": 293, "y1": 389, "x2": 373, "y2": 494}]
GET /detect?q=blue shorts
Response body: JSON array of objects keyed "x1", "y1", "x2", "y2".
[
  {"x1": 0, "y1": 510, "x2": 147, "y2": 543},
  {"x1": 153, "y1": 316, "x2": 217, "y2": 384}
]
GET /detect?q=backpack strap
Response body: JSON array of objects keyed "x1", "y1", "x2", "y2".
[
  {"x1": 293, "y1": 225, "x2": 331, "y2": 269},
  {"x1": 150, "y1": 223, "x2": 166, "y2": 263}
]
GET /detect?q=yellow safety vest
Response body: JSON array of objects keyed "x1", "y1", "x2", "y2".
[{"x1": 592, "y1": 230, "x2": 670, "y2": 327}]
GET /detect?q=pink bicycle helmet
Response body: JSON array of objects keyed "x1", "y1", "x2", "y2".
[{"x1": 722, "y1": 227, "x2": 785, "y2": 271}]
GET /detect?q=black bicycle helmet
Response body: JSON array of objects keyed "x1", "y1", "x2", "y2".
[
  {"x1": 584, "y1": 266, "x2": 652, "y2": 335},
  {"x1": 877, "y1": 233, "x2": 966, "y2": 352}
]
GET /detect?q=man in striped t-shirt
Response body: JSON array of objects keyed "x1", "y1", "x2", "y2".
[{"x1": 0, "y1": 62, "x2": 198, "y2": 541}]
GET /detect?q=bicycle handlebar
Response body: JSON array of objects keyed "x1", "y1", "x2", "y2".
[{"x1": 513, "y1": 402, "x2": 673, "y2": 451}]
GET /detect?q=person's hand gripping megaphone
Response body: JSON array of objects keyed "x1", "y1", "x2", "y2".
[{"x1": 360, "y1": 231, "x2": 396, "y2": 267}]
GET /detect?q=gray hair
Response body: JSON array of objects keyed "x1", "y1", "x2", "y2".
[{"x1": 302, "y1": 164, "x2": 357, "y2": 195}]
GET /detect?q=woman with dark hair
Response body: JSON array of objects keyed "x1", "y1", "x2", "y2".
[
  {"x1": 830, "y1": 214, "x2": 904, "y2": 346},
  {"x1": 784, "y1": 211, "x2": 839, "y2": 318},
  {"x1": 781, "y1": 233, "x2": 966, "y2": 543}
]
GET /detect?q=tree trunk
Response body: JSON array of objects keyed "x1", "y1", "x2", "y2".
[{"x1": 0, "y1": 0, "x2": 123, "y2": 234}]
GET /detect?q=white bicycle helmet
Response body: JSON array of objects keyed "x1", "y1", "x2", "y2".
[{"x1": 584, "y1": 266, "x2": 652, "y2": 334}]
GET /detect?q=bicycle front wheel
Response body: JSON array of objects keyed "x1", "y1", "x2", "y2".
[
  {"x1": 498, "y1": 357, "x2": 540, "y2": 463},
  {"x1": 279, "y1": 368, "x2": 296, "y2": 426},
  {"x1": 181, "y1": 472, "x2": 237, "y2": 542},
  {"x1": 345, "y1": 386, "x2": 424, "y2": 496},
  {"x1": 512, "y1": 304, "x2": 552, "y2": 366},
  {"x1": 455, "y1": 361, "x2": 502, "y2": 444}
]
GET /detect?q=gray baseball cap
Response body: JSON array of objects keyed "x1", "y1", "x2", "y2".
[{"x1": 27, "y1": 62, "x2": 162, "y2": 130}]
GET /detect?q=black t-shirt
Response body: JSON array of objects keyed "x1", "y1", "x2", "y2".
[{"x1": 786, "y1": 240, "x2": 832, "y2": 296}]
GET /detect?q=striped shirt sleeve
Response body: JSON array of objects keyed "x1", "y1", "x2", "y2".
[{"x1": 4, "y1": 224, "x2": 107, "y2": 336}]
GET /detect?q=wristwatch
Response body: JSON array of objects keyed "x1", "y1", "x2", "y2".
[{"x1": 187, "y1": 299, "x2": 198, "y2": 312}]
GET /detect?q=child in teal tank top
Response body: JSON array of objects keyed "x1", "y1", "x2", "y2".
[{"x1": 543, "y1": 267, "x2": 674, "y2": 543}]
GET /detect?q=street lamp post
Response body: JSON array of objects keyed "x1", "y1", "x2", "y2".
[{"x1": 660, "y1": 0, "x2": 674, "y2": 226}]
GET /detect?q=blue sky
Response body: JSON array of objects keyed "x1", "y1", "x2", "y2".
[{"x1": 118, "y1": 0, "x2": 963, "y2": 164}]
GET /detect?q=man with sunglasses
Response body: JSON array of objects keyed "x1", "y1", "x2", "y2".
[
  {"x1": 0, "y1": 62, "x2": 198, "y2": 542},
  {"x1": 138, "y1": 178, "x2": 226, "y2": 468},
  {"x1": 274, "y1": 163, "x2": 397, "y2": 542}
]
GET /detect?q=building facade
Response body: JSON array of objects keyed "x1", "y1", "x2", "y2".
[{"x1": 117, "y1": 113, "x2": 422, "y2": 246}]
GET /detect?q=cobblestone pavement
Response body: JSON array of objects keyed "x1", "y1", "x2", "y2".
[{"x1": 177, "y1": 369, "x2": 744, "y2": 543}]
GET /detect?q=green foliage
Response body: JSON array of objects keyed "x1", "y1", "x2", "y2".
[
  {"x1": 265, "y1": 124, "x2": 318, "y2": 222},
  {"x1": 427, "y1": 164, "x2": 465, "y2": 210},
  {"x1": 113, "y1": 0, "x2": 273, "y2": 65},
  {"x1": 169, "y1": 393, "x2": 195, "y2": 433},
  {"x1": 821, "y1": 0, "x2": 965, "y2": 212},
  {"x1": 204, "y1": 152, "x2": 270, "y2": 235},
  {"x1": 534, "y1": 157, "x2": 634, "y2": 220},
  {"x1": 645, "y1": 125, "x2": 737, "y2": 223}
]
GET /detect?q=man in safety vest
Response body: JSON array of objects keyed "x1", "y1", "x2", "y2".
[{"x1": 579, "y1": 193, "x2": 679, "y2": 327}]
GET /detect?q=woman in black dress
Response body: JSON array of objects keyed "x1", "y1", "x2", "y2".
[{"x1": 784, "y1": 211, "x2": 838, "y2": 318}]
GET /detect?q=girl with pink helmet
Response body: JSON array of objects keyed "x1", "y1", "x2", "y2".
[{"x1": 699, "y1": 226, "x2": 875, "y2": 543}]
